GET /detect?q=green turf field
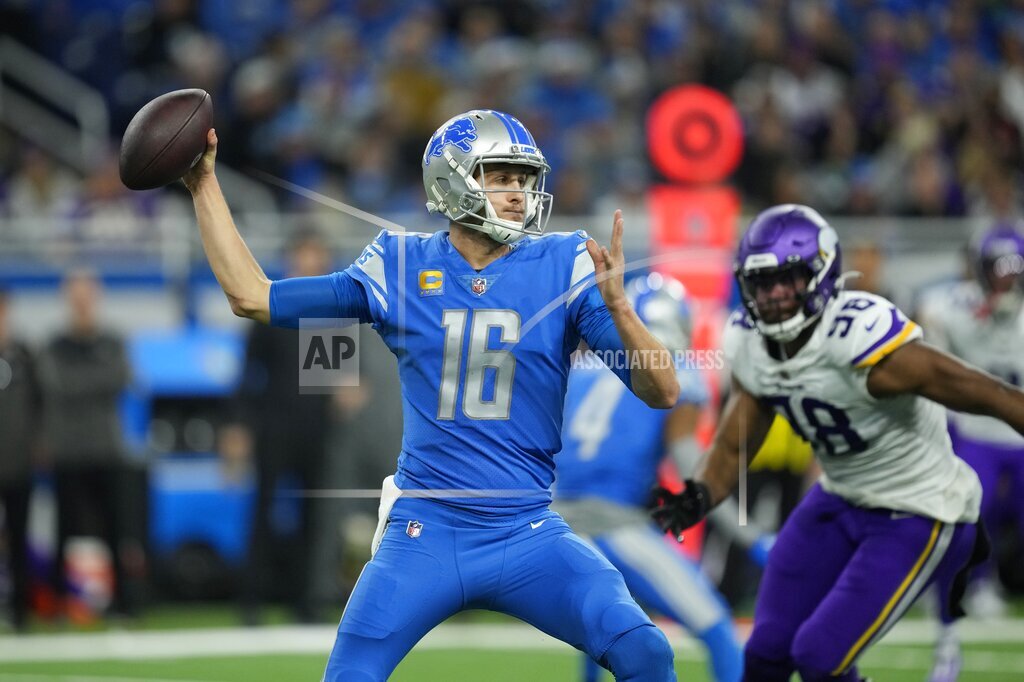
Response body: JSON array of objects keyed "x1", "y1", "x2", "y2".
[
  {"x1": 2, "y1": 605, "x2": 1023, "y2": 680},
  {"x1": 0, "y1": 622, "x2": 1019, "y2": 679},
  {"x1": 1, "y1": 643, "x2": 1023, "y2": 681}
]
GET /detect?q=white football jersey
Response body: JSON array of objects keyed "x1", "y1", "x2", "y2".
[
  {"x1": 724, "y1": 290, "x2": 981, "y2": 524},
  {"x1": 919, "y1": 280, "x2": 1024, "y2": 447}
]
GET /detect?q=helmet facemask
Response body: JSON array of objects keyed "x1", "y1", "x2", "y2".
[
  {"x1": 738, "y1": 262, "x2": 817, "y2": 342},
  {"x1": 735, "y1": 204, "x2": 843, "y2": 344},
  {"x1": 464, "y1": 159, "x2": 552, "y2": 242},
  {"x1": 980, "y1": 253, "x2": 1024, "y2": 318},
  {"x1": 972, "y1": 228, "x2": 1024, "y2": 319},
  {"x1": 423, "y1": 110, "x2": 553, "y2": 245}
]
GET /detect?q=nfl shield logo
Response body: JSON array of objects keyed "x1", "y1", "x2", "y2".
[
  {"x1": 471, "y1": 277, "x2": 487, "y2": 295},
  {"x1": 406, "y1": 520, "x2": 423, "y2": 538}
]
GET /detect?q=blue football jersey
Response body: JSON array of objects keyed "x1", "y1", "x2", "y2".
[
  {"x1": 555, "y1": 361, "x2": 708, "y2": 507},
  {"x1": 344, "y1": 228, "x2": 622, "y2": 511}
]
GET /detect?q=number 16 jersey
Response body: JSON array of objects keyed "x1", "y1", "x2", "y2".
[
  {"x1": 723, "y1": 290, "x2": 981, "y2": 524},
  {"x1": 345, "y1": 228, "x2": 623, "y2": 513}
]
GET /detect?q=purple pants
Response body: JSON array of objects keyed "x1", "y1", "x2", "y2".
[
  {"x1": 953, "y1": 434, "x2": 1024, "y2": 579},
  {"x1": 744, "y1": 484, "x2": 977, "y2": 682}
]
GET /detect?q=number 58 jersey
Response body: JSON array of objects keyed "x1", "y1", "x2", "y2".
[{"x1": 723, "y1": 290, "x2": 981, "y2": 524}]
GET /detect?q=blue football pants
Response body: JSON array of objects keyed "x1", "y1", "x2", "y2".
[{"x1": 322, "y1": 497, "x2": 675, "y2": 681}]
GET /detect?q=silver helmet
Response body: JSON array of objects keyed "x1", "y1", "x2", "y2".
[{"x1": 422, "y1": 109, "x2": 553, "y2": 244}]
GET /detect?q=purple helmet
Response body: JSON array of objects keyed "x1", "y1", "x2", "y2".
[
  {"x1": 734, "y1": 204, "x2": 842, "y2": 342},
  {"x1": 972, "y1": 224, "x2": 1024, "y2": 295}
]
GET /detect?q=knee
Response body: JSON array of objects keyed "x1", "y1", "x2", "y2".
[
  {"x1": 790, "y1": 628, "x2": 849, "y2": 681},
  {"x1": 322, "y1": 669, "x2": 379, "y2": 682},
  {"x1": 322, "y1": 633, "x2": 389, "y2": 682},
  {"x1": 742, "y1": 647, "x2": 794, "y2": 682},
  {"x1": 744, "y1": 621, "x2": 791, "y2": 665},
  {"x1": 604, "y1": 625, "x2": 675, "y2": 681},
  {"x1": 742, "y1": 625, "x2": 794, "y2": 682}
]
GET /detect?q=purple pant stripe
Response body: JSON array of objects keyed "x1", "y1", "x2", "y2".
[
  {"x1": 745, "y1": 486, "x2": 976, "y2": 681},
  {"x1": 842, "y1": 521, "x2": 956, "y2": 671},
  {"x1": 832, "y1": 520, "x2": 946, "y2": 674}
]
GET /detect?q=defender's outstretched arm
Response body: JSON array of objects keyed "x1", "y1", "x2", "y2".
[
  {"x1": 867, "y1": 340, "x2": 1024, "y2": 436},
  {"x1": 696, "y1": 379, "x2": 776, "y2": 505},
  {"x1": 652, "y1": 379, "x2": 774, "y2": 537}
]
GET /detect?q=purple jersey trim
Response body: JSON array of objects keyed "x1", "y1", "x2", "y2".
[{"x1": 849, "y1": 307, "x2": 903, "y2": 367}]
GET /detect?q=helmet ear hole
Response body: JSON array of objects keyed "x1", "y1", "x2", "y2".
[{"x1": 436, "y1": 178, "x2": 451, "y2": 192}]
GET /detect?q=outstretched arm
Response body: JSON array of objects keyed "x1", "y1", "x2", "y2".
[
  {"x1": 866, "y1": 340, "x2": 1024, "y2": 436},
  {"x1": 695, "y1": 379, "x2": 776, "y2": 505},
  {"x1": 183, "y1": 129, "x2": 271, "y2": 323},
  {"x1": 652, "y1": 378, "x2": 775, "y2": 537},
  {"x1": 586, "y1": 210, "x2": 679, "y2": 408},
  {"x1": 664, "y1": 403, "x2": 772, "y2": 557}
]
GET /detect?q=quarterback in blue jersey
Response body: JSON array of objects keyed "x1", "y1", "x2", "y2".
[
  {"x1": 555, "y1": 274, "x2": 771, "y2": 682},
  {"x1": 182, "y1": 111, "x2": 680, "y2": 681}
]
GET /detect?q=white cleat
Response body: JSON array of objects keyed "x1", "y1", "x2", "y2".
[{"x1": 928, "y1": 627, "x2": 962, "y2": 682}]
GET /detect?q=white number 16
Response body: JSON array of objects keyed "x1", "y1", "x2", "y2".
[{"x1": 438, "y1": 309, "x2": 520, "y2": 420}]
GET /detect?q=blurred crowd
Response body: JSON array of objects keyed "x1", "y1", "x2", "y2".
[{"x1": 2, "y1": 0, "x2": 1024, "y2": 243}]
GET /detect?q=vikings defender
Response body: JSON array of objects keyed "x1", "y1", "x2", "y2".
[
  {"x1": 652, "y1": 204, "x2": 1024, "y2": 681},
  {"x1": 918, "y1": 225, "x2": 1024, "y2": 680},
  {"x1": 182, "y1": 111, "x2": 680, "y2": 681},
  {"x1": 555, "y1": 274, "x2": 773, "y2": 682}
]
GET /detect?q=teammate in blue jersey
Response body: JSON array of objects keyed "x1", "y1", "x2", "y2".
[
  {"x1": 182, "y1": 110, "x2": 680, "y2": 681},
  {"x1": 555, "y1": 273, "x2": 772, "y2": 682}
]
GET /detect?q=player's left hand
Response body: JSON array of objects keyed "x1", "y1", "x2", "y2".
[
  {"x1": 649, "y1": 480, "x2": 711, "y2": 541},
  {"x1": 586, "y1": 209, "x2": 628, "y2": 311}
]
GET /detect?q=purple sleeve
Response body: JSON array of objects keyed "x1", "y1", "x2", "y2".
[{"x1": 269, "y1": 271, "x2": 373, "y2": 329}]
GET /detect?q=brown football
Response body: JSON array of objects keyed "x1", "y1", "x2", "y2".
[{"x1": 119, "y1": 89, "x2": 212, "y2": 190}]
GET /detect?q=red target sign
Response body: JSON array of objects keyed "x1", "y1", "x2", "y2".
[{"x1": 647, "y1": 85, "x2": 743, "y2": 184}]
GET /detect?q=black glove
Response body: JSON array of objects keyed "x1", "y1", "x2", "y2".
[{"x1": 649, "y1": 480, "x2": 712, "y2": 540}]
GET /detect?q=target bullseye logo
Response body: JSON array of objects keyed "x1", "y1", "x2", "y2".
[{"x1": 648, "y1": 85, "x2": 743, "y2": 184}]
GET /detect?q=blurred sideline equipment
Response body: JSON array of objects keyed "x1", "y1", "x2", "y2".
[{"x1": 120, "y1": 89, "x2": 212, "y2": 191}]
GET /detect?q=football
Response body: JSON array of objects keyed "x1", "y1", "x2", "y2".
[{"x1": 119, "y1": 89, "x2": 212, "y2": 190}]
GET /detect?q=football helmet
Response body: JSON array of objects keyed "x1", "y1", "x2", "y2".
[
  {"x1": 422, "y1": 109, "x2": 552, "y2": 244},
  {"x1": 972, "y1": 224, "x2": 1024, "y2": 316},
  {"x1": 735, "y1": 204, "x2": 842, "y2": 342},
  {"x1": 626, "y1": 272, "x2": 692, "y2": 353}
]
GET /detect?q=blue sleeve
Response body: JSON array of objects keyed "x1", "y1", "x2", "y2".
[
  {"x1": 269, "y1": 271, "x2": 373, "y2": 328},
  {"x1": 572, "y1": 285, "x2": 633, "y2": 390},
  {"x1": 342, "y1": 229, "x2": 393, "y2": 325}
]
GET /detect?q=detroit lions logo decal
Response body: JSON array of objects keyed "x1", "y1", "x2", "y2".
[{"x1": 425, "y1": 117, "x2": 478, "y2": 165}]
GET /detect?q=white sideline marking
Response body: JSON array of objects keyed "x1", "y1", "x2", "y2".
[{"x1": 860, "y1": 646, "x2": 1024, "y2": 674}]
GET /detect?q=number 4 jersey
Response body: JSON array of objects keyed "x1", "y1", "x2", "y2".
[
  {"x1": 723, "y1": 290, "x2": 981, "y2": 524},
  {"x1": 344, "y1": 228, "x2": 626, "y2": 512}
]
